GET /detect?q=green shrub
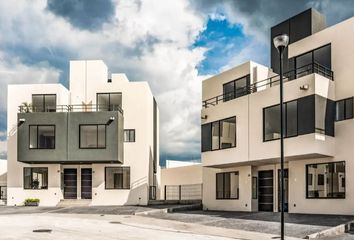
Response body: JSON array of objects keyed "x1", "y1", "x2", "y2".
[{"x1": 24, "y1": 198, "x2": 40, "y2": 204}]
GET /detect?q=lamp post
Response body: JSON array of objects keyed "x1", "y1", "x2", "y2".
[{"x1": 273, "y1": 33, "x2": 289, "y2": 240}]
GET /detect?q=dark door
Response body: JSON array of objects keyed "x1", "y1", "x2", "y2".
[
  {"x1": 64, "y1": 169, "x2": 77, "y2": 199},
  {"x1": 278, "y1": 169, "x2": 289, "y2": 212},
  {"x1": 81, "y1": 168, "x2": 92, "y2": 199},
  {"x1": 258, "y1": 170, "x2": 274, "y2": 212}
]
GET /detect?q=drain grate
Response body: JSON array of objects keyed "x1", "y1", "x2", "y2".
[
  {"x1": 33, "y1": 229, "x2": 52, "y2": 233},
  {"x1": 109, "y1": 221, "x2": 122, "y2": 224}
]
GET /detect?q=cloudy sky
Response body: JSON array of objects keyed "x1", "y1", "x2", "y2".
[{"x1": 0, "y1": 0, "x2": 354, "y2": 165}]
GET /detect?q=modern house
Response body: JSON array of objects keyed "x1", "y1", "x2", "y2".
[
  {"x1": 201, "y1": 8, "x2": 353, "y2": 215},
  {"x1": 7, "y1": 60, "x2": 159, "y2": 206}
]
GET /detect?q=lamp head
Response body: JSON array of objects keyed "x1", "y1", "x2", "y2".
[{"x1": 273, "y1": 34, "x2": 289, "y2": 52}]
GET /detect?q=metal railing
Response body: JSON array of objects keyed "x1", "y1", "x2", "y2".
[
  {"x1": 164, "y1": 184, "x2": 202, "y2": 201},
  {"x1": 203, "y1": 62, "x2": 334, "y2": 108},
  {"x1": 18, "y1": 104, "x2": 123, "y2": 114}
]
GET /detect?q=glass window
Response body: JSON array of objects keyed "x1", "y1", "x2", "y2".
[
  {"x1": 124, "y1": 129, "x2": 135, "y2": 142},
  {"x1": 32, "y1": 94, "x2": 56, "y2": 112},
  {"x1": 80, "y1": 125, "x2": 106, "y2": 148},
  {"x1": 211, "y1": 121, "x2": 220, "y2": 150},
  {"x1": 306, "y1": 161, "x2": 345, "y2": 199},
  {"x1": 220, "y1": 117, "x2": 236, "y2": 149},
  {"x1": 336, "y1": 98, "x2": 353, "y2": 121},
  {"x1": 97, "y1": 93, "x2": 122, "y2": 111},
  {"x1": 314, "y1": 45, "x2": 331, "y2": 69},
  {"x1": 264, "y1": 105, "x2": 281, "y2": 141},
  {"x1": 223, "y1": 81, "x2": 235, "y2": 102},
  {"x1": 223, "y1": 75, "x2": 250, "y2": 102},
  {"x1": 286, "y1": 101, "x2": 297, "y2": 137},
  {"x1": 29, "y1": 125, "x2": 55, "y2": 149},
  {"x1": 216, "y1": 172, "x2": 239, "y2": 199},
  {"x1": 316, "y1": 96, "x2": 327, "y2": 134},
  {"x1": 24, "y1": 168, "x2": 48, "y2": 189},
  {"x1": 105, "y1": 167, "x2": 130, "y2": 189},
  {"x1": 201, "y1": 123, "x2": 212, "y2": 152},
  {"x1": 296, "y1": 51, "x2": 312, "y2": 75}
]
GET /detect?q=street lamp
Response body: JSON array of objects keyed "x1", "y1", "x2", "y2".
[{"x1": 273, "y1": 33, "x2": 289, "y2": 240}]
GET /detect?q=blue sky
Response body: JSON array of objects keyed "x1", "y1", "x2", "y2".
[{"x1": 1, "y1": 0, "x2": 354, "y2": 165}]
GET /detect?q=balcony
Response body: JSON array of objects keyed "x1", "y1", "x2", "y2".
[
  {"x1": 17, "y1": 104, "x2": 124, "y2": 164},
  {"x1": 18, "y1": 104, "x2": 123, "y2": 114},
  {"x1": 202, "y1": 62, "x2": 333, "y2": 108}
]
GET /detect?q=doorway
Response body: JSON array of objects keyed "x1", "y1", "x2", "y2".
[
  {"x1": 81, "y1": 168, "x2": 92, "y2": 199},
  {"x1": 278, "y1": 169, "x2": 289, "y2": 212},
  {"x1": 258, "y1": 170, "x2": 274, "y2": 211},
  {"x1": 64, "y1": 169, "x2": 77, "y2": 199}
]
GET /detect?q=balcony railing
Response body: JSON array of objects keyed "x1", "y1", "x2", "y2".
[
  {"x1": 203, "y1": 62, "x2": 334, "y2": 108},
  {"x1": 18, "y1": 104, "x2": 123, "y2": 114}
]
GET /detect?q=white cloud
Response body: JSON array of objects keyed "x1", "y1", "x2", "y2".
[{"x1": 0, "y1": 0, "x2": 210, "y2": 160}]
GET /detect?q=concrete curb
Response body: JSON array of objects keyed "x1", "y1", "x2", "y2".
[
  {"x1": 135, "y1": 203, "x2": 202, "y2": 216},
  {"x1": 305, "y1": 220, "x2": 354, "y2": 239}
]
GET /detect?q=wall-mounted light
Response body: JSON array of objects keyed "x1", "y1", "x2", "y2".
[
  {"x1": 201, "y1": 115, "x2": 208, "y2": 120},
  {"x1": 300, "y1": 84, "x2": 309, "y2": 90},
  {"x1": 18, "y1": 118, "x2": 26, "y2": 126},
  {"x1": 107, "y1": 116, "x2": 115, "y2": 125}
]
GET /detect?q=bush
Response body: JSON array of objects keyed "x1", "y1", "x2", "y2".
[{"x1": 24, "y1": 198, "x2": 40, "y2": 205}]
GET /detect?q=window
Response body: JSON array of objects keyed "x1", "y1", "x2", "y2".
[
  {"x1": 223, "y1": 75, "x2": 250, "y2": 102},
  {"x1": 306, "y1": 161, "x2": 345, "y2": 199},
  {"x1": 124, "y1": 129, "x2": 135, "y2": 142},
  {"x1": 105, "y1": 167, "x2": 130, "y2": 189},
  {"x1": 252, "y1": 177, "x2": 257, "y2": 199},
  {"x1": 216, "y1": 172, "x2": 239, "y2": 199},
  {"x1": 24, "y1": 167, "x2": 48, "y2": 189},
  {"x1": 97, "y1": 93, "x2": 122, "y2": 111},
  {"x1": 29, "y1": 125, "x2": 55, "y2": 149},
  {"x1": 336, "y1": 98, "x2": 353, "y2": 121},
  {"x1": 80, "y1": 125, "x2": 106, "y2": 148},
  {"x1": 32, "y1": 94, "x2": 56, "y2": 112},
  {"x1": 263, "y1": 95, "x2": 335, "y2": 141},
  {"x1": 202, "y1": 117, "x2": 236, "y2": 152}
]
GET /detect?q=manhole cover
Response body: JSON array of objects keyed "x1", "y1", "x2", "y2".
[
  {"x1": 33, "y1": 229, "x2": 52, "y2": 233},
  {"x1": 109, "y1": 221, "x2": 122, "y2": 224}
]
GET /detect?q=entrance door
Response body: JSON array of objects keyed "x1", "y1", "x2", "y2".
[
  {"x1": 278, "y1": 169, "x2": 289, "y2": 212},
  {"x1": 64, "y1": 169, "x2": 77, "y2": 199},
  {"x1": 258, "y1": 170, "x2": 274, "y2": 211},
  {"x1": 81, "y1": 168, "x2": 92, "y2": 199}
]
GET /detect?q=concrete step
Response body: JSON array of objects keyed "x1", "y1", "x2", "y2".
[
  {"x1": 57, "y1": 199, "x2": 91, "y2": 207},
  {"x1": 148, "y1": 199, "x2": 202, "y2": 205}
]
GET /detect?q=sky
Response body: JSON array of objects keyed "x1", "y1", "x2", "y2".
[{"x1": 1, "y1": 0, "x2": 354, "y2": 165}]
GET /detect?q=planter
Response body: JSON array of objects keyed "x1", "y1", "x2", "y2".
[{"x1": 25, "y1": 202, "x2": 39, "y2": 206}]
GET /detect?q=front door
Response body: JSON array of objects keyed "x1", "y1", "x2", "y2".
[
  {"x1": 64, "y1": 169, "x2": 77, "y2": 199},
  {"x1": 258, "y1": 170, "x2": 274, "y2": 211},
  {"x1": 278, "y1": 169, "x2": 289, "y2": 212},
  {"x1": 81, "y1": 168, "x2": 92, "y2": 199}
]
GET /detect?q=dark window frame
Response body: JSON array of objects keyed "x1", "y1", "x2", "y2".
[
  {"x1": 124, "y1": 129, "x2": 136, "y2": 142},
  {"x1": 205, "y1": 116, "x2": 236, "y2": 152},
  {"x1": 96, "y1": 92, "x2": 122, "y2": 111},
  {"x1": 79, "y1": 124, "x2": 107, "y2": 149},
  {"x1": 294, "y1": 43, "x2": 331, "y2": 72},
  {"x1": 216, "y1": 171, "x2": 239, "y2": 200},
  {"x1": 335, "y1": 97, "x2": 353, "y2": 122},
  {"x1": 32, "y1": 94, "x2": 57, "y2": 112},
  {"x1": 305, "y1": 161, "x2": 346, "y2": 199},
  {"x1": 29, "y1": 124, "x2": 56, "y2": 149},
  {"x1": 105, "y1": 167, "x2": 131, "y2": 190},
  {"x1": 23, "y1": 167, "x2": 49, "y2": 190},
  {"x1": 223, "y1": 74, "x2": 251, "y2": 102}
]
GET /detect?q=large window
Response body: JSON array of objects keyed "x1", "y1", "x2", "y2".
[
  {"x1": 24, "y1": 167, "x2": 48, "y2": 189},
  {"x1": 306, "y1": 161, "x2": 345, "y2": 199},
  {"x1": 202, "y1": 117, "x2": 236, "y2": 152},
  {"x1": 223, "y1": 75, "x2": 250, "y2": 102},
  {"x1": 97, "y1": 93, "x2": 122, "y2": 111},
  {"x1": 105, "y1": 167, "x2": 130, "y2": 189},
  {"x1": 216, "y1": 172, "x2": 239, "y2": 199},
  {"x1": 336, "y1": 98, "x2": 353, "y2": 121},
  {"x1": 263, "y1": 95, "x2": 335, "y2": 141},
  {"x1": 124, "y1": 129, "x2": 135, "y2": 142},
  {"x1": 32, "y1": 94, "x2": 56, "y2": 112},
  {"x1": 29, "y1": 125, "x2": 55, "y2": 149},
  {"x1": 79, "y1": 125, "x2": 106, "y2": 149}
]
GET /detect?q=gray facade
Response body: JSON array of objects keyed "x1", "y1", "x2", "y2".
[{"x1": 17, "y1": 111, "x2": 123, "y2": 164}]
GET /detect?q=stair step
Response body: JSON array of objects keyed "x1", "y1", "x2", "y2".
[{"x1": 57, "y1": 199, "x2": 91, "y2": 207}]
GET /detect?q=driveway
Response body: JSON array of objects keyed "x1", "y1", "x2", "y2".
[{"x1": 145, "y1": 210, "x2": 354, "y2": 239}]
